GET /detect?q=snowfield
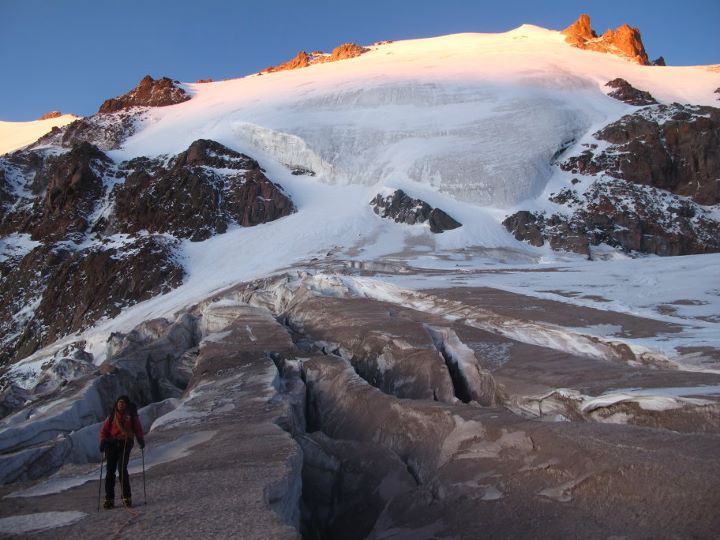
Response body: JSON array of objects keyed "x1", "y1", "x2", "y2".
[
  {"x1": 116, "y1": 27, "x2": 720, "y2": 206},
  {"x1": 0, "y1": 114, "x2": 78, "y2": 155}
]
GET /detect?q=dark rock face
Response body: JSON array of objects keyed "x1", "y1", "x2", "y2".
[
  {"x1": 98, "y1": 75, "x2": 190, "y2": 114},
  {"x1": 0, "y1": 168, "x2": 12, "y2": 210},
  {"x1": 0, "y1": 144, "x2": 110, "y2": 240},
  {"x1": 109, "y1": 139, "x2": 295, "y2": 241},
  {"x1": 0, "y1": 150, "x2": 47, "y2": 236},
  {"x1": 31, "y1": 143, "x2": 110, "y2": 241},
  {"x1": 605, "y1": 78, "x2": 658, "y2": 106},
  {"x1": 0, "y1": 237, "x2": 183, "y2": 364},
  {"x1": 502, "y1": 211, "x2": 545, "y2": 248},
  {"x1": 562, "y1": 104, "x2": 720, "y2": 205},
  {"x1": 370, "y1": 189, "x2": 462, "y2": 233},
  {"x1": 504, "y1": 180, "x2": 720, "y2": 257},
  {"x1": 562, "y1": 14, "x2": 650, "y2": 65},
  {"x1": 0, "y1": 138, "x2": 293, "y2": 364}
]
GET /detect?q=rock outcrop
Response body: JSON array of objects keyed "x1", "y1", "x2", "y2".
[
  {"x1": 264, "y1": 42, "x2": 369, "y2": 73},
  {"x1": 562, "y1": 14, "x2": 651, "y2": 65},
  {"x1": 108, "y1": 139, "x2": 295, "y2": 241},
  {"x1": 32, "y1": 110, "x2": 143, "y2": 151},
  {"x1": 562, "y1": 104, "x2": 720, "y2": 205},
  {"x1": 30, "y1": 76, "x2": 183, "y2": 152},
  {"x1": 370, "y1": 189, "x2": 462, "y2": 233},
  {"x1": 0, "y1": 143, "x2": 112, "y2": 240},
  {"x1": 504, "y1": 181, "x2": 720, "y2": 257},
  {"x1": 605, "y1": 78, "x2": 658, "y2": 106},
  {"x1": 0, "y1": 138, "x2": 294, "y2": 364},
  {"x1": 37, "y1": 111, "x2": 63, "y2": 120},
  {"x1": 32, "y1": 142, "x2": 110, "y2": 240},
  {"x1": 504, "y1": 102, "x2": 720, "y2": 257},
  {"x1": 98, "y1": 75, "x2": 190, "y2": 114},
  {"x1": 0, "y1": 236, "x2": 183, "y2": 363}
]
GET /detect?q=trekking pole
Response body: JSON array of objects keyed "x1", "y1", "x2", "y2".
[
  {"x1": 142, "y1": 447, "x2": 147, "y2": 505},
  {"x1": 97, "y1": 453, "x2": 104, "y2": 512}
]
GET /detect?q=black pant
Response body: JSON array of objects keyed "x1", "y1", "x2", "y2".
[{"x1": 105, "y1": 439, "x2": 134, "y2": 500}]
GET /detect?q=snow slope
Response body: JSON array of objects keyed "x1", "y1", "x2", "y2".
[
  {"x1": 117, "y1": 26, "x2": 719, "y2": 206},
  {"x1": 0, "y1": 114, "x2": 78, "y2": 155}
]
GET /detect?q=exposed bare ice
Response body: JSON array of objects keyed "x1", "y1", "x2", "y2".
[{"x1": 1, "y1": 260, "x2": 719, "y2": 538}]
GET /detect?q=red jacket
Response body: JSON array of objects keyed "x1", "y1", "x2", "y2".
[{"x1": 100, "y1": 410, "x2": 144, "y2": 444}]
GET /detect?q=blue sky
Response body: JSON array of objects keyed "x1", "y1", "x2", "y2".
[{"x1": 1, "y1": 0, "x2": 718, "y2": 121}]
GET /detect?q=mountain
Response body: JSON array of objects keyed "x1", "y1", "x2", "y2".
[{"x1": 0, "y1": 15, "x2": 719, "y2": 539}]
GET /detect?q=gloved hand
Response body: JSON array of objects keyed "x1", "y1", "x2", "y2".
[
  {"x1": 138, "y1": 439, "x2": 145, "y2": 450},
  {"x1": 99, "y1": 441, "x2": 106, "y2": 453}
]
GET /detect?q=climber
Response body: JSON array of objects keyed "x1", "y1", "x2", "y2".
[{"x1": 99, "y1": 395, "x2": 145, "y2": 508}]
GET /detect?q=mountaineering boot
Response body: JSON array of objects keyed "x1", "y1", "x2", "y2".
[
  {"x1": 122, "y1": 496, "x2": 132, "y2": 507},
  {"x1": 103, "y1": 499, "x2": 114, "y2": 509}
]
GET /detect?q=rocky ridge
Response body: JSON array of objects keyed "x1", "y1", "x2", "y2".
[
  {"x1": 561, "y1": 14, "x2": 651, "y2": 65},
  {"x1": 32, "y1": 108, "x2": 146, "y2": 152},
  {"x1": 263, "y1": 42, "x2": 369, "y2": 73},
  {"x1": 28, "y1": 75, "x2": 192, "y2": 153}
]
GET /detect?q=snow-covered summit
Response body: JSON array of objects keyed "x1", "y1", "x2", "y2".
[{"x1": 113, "y1": 25, "x2": 719, "y2": 207}]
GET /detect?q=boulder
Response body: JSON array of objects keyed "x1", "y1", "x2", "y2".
[
  {"x1": 502, "y1": 210, "x2": 545, "y2": 247},
  {"x1": 561, "y1": 13, "x2": 596, "y2": 44},
  {"x1": 601, "y1": 23, "x2": 649, "y2": 65},
  {"x1": 327, "y1": 43, "x2": 370, "y2": 61},
  {"x1": 370, "y1": 189, "x2": 462, "y2": 233}
]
